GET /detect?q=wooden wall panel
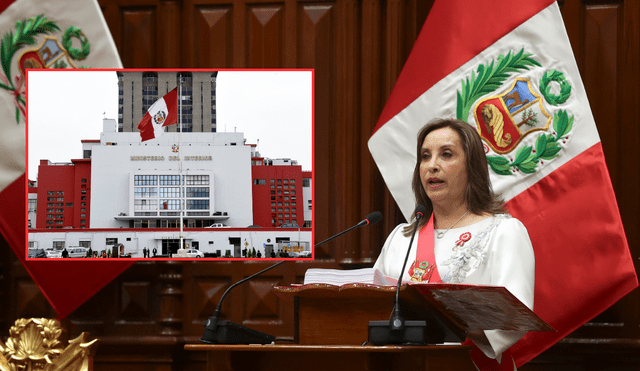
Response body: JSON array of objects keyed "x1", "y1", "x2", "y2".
[
  {"x1": 192, "y1": 5, "x2": 234, "y2": 67},
  {"x1": 121, "y1": 8, "x2": 158, "y2": 68},
  {"x1": 3, "y1": 0, "x2": 638, "y2": 370},
  {"x1": 558, "y1": 0, "x2": 640, "y2": 344},
  {"x1": 246, "y1": 4, "x2": 284, "y2": 67}
]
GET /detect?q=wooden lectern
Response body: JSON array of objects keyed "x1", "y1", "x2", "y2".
[{"x1": 186, "y1": 283, "x2": 552, "y2": 371}]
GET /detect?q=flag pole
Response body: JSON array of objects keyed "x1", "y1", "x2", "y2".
[{"x1": 179, "y1": 77, "x2": 184, "y2": 253}]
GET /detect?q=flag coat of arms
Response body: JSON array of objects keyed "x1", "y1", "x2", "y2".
[
  {"x1": 137, "y1": 87, "x2": 178, "y2": 142},
  {"x1": 369, "y1": 0, "x2": 638, "y2": 367},
  {"x1": 1, "y1": 0, "x2": 132, "y2": 319}
]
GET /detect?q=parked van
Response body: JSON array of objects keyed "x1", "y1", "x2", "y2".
[{"x1": 66, "y1": 247, "x2": 89, "y2": 258}]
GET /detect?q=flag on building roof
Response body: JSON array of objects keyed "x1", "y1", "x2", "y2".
[
  {"x1": 369, "y1": 0, "x2": 638, "y2": 367},
  {"x1": 1, "y1": 0, "x2": 131, "y2": 319},
  {"x1": 137, "y1": 88, "x2": 178, "y2": 142}
]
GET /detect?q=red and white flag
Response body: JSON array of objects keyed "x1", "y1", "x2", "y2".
[
  {"x1": 369, "y1": 0, "x2": 638, "y2": 367},
  {"x1": 2, "y1": 0, "x2": 133, "y2": 319},
  {"x1": 137, "y1": 88, "x2": 178, "y2": 142}
]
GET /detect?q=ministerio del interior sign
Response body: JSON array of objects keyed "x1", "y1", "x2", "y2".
[{"x1": 130, "y1": 156, "x2": 213, "y2": 161}]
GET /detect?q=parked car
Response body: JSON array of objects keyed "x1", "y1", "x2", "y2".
[
  {"x1": 181, "y1": 249, "x2": 205, "y2": 258},
  {"x1": 205, "y1": 223, "x2": 226, "y2": 228},
  {"x1": 28, "y1": 248, "x2": 46, "y2": 258},
  {"x1": 45, "y1": 249, "x2": 62, "y2": 258}
]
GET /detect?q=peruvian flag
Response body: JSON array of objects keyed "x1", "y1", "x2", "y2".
[
  {"x1": 369, "y1": 0, "x2": 638, "y2": 368},
  {"x1": 137, "y1": 87, "x2": 178, "y2": 142},
  {"x1": 3, "y1": 0, "x2": 133, "y2": 319}
]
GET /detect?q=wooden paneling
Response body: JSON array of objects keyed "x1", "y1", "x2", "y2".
[
  {"x1": 3, "y1": 0, "x2": 639, "y2": 370},
  {"x1": 192, "y1": 5, "x2": 234, "y2": 67},
  {"x1": 121, "y1": 7, "x2": 158, "y2": 67},
  {"x1": 559, "y1": 0, "x2": 640, "y2": 343}
]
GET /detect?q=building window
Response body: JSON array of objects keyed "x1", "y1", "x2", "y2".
[
  {"x1": 81, "y1": 196, "x2": 86, "y2": 201},
  {"x1": 135, "y1": 175, "x2": 158, "y2": 186},
  {"x1": 186, "y1": 175, "x2": 209, "y2": 185},
  {"x1": 142, "y1": 72, "x2": 158, "y2": 114},
  {"x1": 303, "y1": 178, "x2": 310, "y2": 187},
  {"x1": 47, "y1": 203, "x2": 54, "y2": 207},
  {"x1": 28, "y1": 199, "x2": 37, "y2": 212},
  {"x1": 56, "y1": 208, "x2": 63, "y2": 213},
  {"x1": 81, "y1": 178, "x2": 87, "y2": 183},
  {"x1": 56, "y1": 197, "x2": 64, "y2": 201},
  {"x1": 57, "y1": 191, "x2": 64, "y2": 195},
  {"x1": 53, "y1": 241, "x2": 65, "y2": 249},
  {"x1": 186, "y1": 199, "x2": 209, "y2": 210},
  {"x1": 160, "y1": 199, "x2": 181, "y2": 210},
  {"x1": 135, "y1": 187, "x2": 157, "y2": 197},
  {"x1": 47, "y1": 214, "x2": 54, "y2": 219},
  {"x1": 47, "y1": 197, "x2": 54, "y2": 201},
  {"x1": 177, "y1": 72, "x2": 193, "y2": 132},
  {"x1": 186, "y1": 187, "x2": 209, "y2": 197},
  {"x1": 106, "y1": 238, "x2": 118, "y2": 245},
  {"x1": 47, "y1": 191, "x2": 54, "y2": 195},
  {"x1": 66, "y1": 203, "x2": 73, "y2": 207},
  {"x1": 160, "y1": 175, "x2": 181, "y2": 185},
  {"x1": 56, "y1": 203, "x2": 64, "y2": 207},
  {"x1": 253, "y1": 179, "x2": 266, "y2": 185},
  {"x1": 135, "y1": 199, "x2": 158, "y2": 210},
  {"x1": 160, "y1": 187, "x2": 182, "y2": 198}
]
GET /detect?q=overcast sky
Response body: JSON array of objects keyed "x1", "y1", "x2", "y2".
[{"x1": 27, "y1": 70, "x2": 313, "y2": 180}]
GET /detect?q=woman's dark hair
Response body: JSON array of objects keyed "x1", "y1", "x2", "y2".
[{"x1": 403, "y1": 118, "x2": 506, "y2": 236}]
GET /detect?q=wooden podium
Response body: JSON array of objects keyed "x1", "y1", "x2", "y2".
[
  {"x1": 184, "y1": 343, "x2": 476, "y2": 371},
  {"x1": 186, "y1": 283, "x2": 552, "y2": 371}
]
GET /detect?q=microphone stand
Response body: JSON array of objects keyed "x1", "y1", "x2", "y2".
[
  {"x1": 201, "y1": 211, "x2": 383, "y2": 344},
  {"x1": 368, "y1": 206, "x2": 428, "y2": 345}
]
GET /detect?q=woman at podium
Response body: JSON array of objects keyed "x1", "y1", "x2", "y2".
[{"x1": 373, "y1": 118, "x2": 535, "y2": 370}]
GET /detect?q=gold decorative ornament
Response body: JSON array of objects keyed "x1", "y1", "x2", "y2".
[{"x1": 0, "y1": 318, "x2": 98, "y2": 371}]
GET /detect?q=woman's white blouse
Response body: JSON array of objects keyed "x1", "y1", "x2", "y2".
[{"x1": 373, "y1": 213, "x2": 535, "y2": 360}]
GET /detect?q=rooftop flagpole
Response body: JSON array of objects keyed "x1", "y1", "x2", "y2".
[{"x1": 179, "y1": 76, "x2": 184, "y2": 253}]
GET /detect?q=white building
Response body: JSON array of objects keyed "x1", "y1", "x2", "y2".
[
  {"x1": 28, "y1": 119, "x2": 312, "y2": 258},
  {"x1": 91, "y1": 119, "x2": 253, "y2": 229}
]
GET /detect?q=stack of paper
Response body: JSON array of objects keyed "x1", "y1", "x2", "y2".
[{"x1": 303, "y1": 268, "x2": 397, "y2": 286}]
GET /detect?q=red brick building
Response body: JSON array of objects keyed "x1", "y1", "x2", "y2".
[
  {"x1": 35, "y1": 159, "x2": 92, "y2": 229},
  {"x1": 251, "y1": 156, "x2": 305, "y2": 228}
]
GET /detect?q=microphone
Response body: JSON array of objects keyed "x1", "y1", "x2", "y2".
[
  {"x1": 201, "y1": 211, "x2": 383, "y2": 344},
  {"x1": 368, "y1": 205, "x2": 428, "y2": 345}
]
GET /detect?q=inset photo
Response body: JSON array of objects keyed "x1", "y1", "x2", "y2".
[{"x1": 27, "y1": 69, "x2": 313, "y2": 260}]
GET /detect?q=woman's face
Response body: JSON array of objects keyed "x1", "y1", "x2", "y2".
[{"x1": 419, "y1": 127, "x2": 468, "y2": 207}]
